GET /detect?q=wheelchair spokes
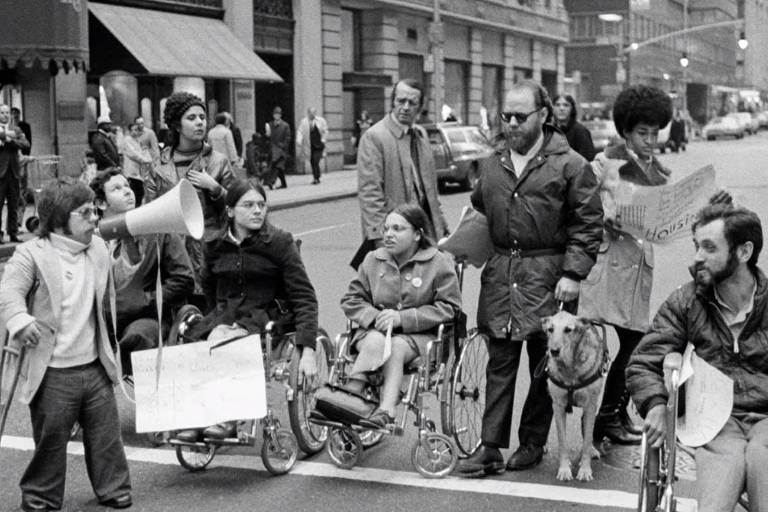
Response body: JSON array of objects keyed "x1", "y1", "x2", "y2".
[
  {"x1": 176, "y1": 443, "x2": 217, "y2": 472},
  {"x1": 261, "y1": 427, "x2": 299, "y2": 476},
  {"x1": 412, "y1": 432, "x2": 458, "y2": 478},
  {"x1": 327, "y1": 426, "x2": 363, "y2": 469},
  {"x1": 442, "y1": 329, "x2": 488, "y2": 457}
]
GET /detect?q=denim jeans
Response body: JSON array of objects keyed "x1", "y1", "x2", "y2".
[
  {"x1": 20, "y1": 361, "x2": 131, "y2": 509},
  {"x1": 696, "y1": 414, "x2": 768, "y2": 512}
]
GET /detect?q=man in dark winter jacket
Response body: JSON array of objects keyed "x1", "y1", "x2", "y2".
[
  {"x1": 628, "y1": 203, "x2": 768, "y2": 512},
  {"x1": 456, "y1": 80, "x2": 603, "y2": 477}
]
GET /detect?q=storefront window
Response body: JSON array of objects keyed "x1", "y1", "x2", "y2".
[{"x1": 482, "y1": 64, "x2": 503, "y2": 132}]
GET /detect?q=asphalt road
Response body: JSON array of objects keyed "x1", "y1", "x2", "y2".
[{"x1": 3, "y1": 132, "x2": 768, "y2": 511}]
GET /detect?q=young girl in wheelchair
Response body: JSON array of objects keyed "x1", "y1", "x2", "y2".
[
  {"x1": 340, "y1": 203, "x2": 461, "y2": 429},
  {"x1": 174, "y1": 178, "x2": 319, "y2": 442}
]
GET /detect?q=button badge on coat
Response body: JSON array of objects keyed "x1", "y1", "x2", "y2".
[{"x1": 411, "y1": 277, "x2": 423, "y2": 288}]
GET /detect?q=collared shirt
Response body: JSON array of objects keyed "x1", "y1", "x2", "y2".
[
  {"x1": 713, "y1": 279, "x2": 756, "y2": 353},
  {"x1": 509, "y1": 132, "x2": 544, "y2": 177},
  {"x1": 389, "y1": 113, "x2": 412, "y2": 136}
]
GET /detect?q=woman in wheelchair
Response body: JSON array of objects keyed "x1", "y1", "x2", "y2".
[
  {"x1": 340, "y1": 204, "x2": 461, "y2": 429},
  {"x1": 174, "y1": 178, "x2": 319, "y2": 442}
]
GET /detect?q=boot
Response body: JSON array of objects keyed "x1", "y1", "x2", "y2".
[
  {"x1": 455, "y1": 445, "x2": 505, "y2": 477},
  {"x1": 593, "y1": 413, "x2": 641, "y2": 445}
]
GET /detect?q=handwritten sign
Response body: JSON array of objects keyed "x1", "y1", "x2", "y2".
[
  {"x1": 131, "y1": 335, "x2": 267, "y2": 433},
  {"x1": 614, "y1": 165, "x2": 716, "y2": 242}
]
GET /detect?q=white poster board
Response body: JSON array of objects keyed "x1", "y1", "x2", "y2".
[
  {"x1": 131, "y1": 334, "x2": 267, "y2": 433},
  {"x1": 676, "y1": 343, "x2": 733, "y2": 447},
  {"x1": 614, "y1": 165, "x2": 716, "y2": 242}
]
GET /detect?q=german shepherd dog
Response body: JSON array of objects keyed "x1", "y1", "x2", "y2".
[{"x1": 542, "y1": 311, "x2": 607, "y2": 481}]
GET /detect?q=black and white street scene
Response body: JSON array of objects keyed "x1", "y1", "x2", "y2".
[{"x1": 2, "y1": 1, "x2": 768, "y2": 511}]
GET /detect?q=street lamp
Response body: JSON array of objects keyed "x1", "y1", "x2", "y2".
[
  {"x1": 680, "y1": 52, "x2": 689, "y2": 68},
  {"x1": 598, "y1": 13, "x2": 627, "y2": 88},
  {"x1": 738, "y1": 31, "x2": 749, "y2": 50}
]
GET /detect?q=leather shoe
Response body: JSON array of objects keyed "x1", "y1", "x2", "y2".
[
  {"x1": 99, "y1": 493, "x2": 132, "y2": 509},
  {"x1": 21, "y1": 496, "x2": 58, "y2": 511},
  {"x1": 359, "y1": 410, "x2": 394, "y2": 429},
  {"x1": 174, "y1": 429, "x2": 201, "y2": 443},
  {"x1": 455, "y1": 445, "x2": 504, "y2": 477},
  {"x1": 594, "y1": 415, "x2": 641, "y2": 445},
  {"x1": 506, "y1": 443, "x2": 544, "y2": 470},
  {"x1": 203, "y1": 422, "x2": 237, "y2": 440},
  {"x1": 619, "y1": 407, "x2": 643, "y2": 436}
]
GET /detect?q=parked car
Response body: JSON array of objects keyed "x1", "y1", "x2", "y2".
[
  {"x1": 423, "y1": 123, "x2": 494, "y2": 190},
  {"x1": 753, "y1": 111, "x2": 768, "y2": 130},
  {"x1": 702, "y1": 116, "x2": 745, "y2": 141},
  {"x1": 582, "y1": 119, "x2": 621, "y2": 152},
  {"x1": 726, "y1": 112, "x2": 758, "y2": 135}
]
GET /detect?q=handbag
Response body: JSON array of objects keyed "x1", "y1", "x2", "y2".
[{"x1": 313, "y1": 384, "x2": 378, "y2": 425}]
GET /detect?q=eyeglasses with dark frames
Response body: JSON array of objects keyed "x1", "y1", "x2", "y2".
[{"x1": 499, "y1": 109, "x2": 542, "y2": 124}]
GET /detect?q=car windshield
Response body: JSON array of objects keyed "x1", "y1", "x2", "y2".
[{"x1": 443, "y1": 127, "x2": 491, "y2": 155}]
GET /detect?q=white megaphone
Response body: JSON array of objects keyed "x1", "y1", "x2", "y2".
[{"x1": 98, "y1": 179, "x2": 204, "y2": 241}]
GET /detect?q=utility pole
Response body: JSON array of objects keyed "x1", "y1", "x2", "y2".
[{"x1": 430, "y1": 0, "x2": 444, "y2": 121}]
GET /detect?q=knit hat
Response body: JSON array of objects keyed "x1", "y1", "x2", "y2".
[
  {"x1": 163, "y1": 91, "x2": 205, "y2": 130},
  {"x1": 226, "y1": 178, "x2": 267, "y2": 208}
]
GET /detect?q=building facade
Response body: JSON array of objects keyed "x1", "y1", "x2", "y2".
[
  {"x1": 564, "y1": 0, "x2": 758, "y2": 125},
  {"x1": 294, "y1": 0, "x2": 570, "y2": 168}
]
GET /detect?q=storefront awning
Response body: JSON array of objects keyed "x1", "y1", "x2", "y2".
[
  {"x1": 88, "y1": 3, "x2": 282, "y2": 82},
  {"x1": 1, "y1": 0, "x2": 88, "y2": 72}
]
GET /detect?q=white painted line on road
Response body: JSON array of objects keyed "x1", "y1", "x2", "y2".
[
  {"x1": 2, "y1": 435, "x2": 696, "y2": 511},
  {"x1": 295, "y1": 223, "x2": 353, "y2": 238}
]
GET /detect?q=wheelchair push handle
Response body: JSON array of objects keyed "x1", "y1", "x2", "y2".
[{"x1": 663, "y1": 352, "x2": 683, "y2": 371}]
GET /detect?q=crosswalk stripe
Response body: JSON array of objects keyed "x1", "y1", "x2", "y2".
[{"x1": 1, "y1": 435, "x2": 696, "y2": 511}]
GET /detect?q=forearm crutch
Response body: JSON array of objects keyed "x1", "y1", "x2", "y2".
[{"x1": 0, "y1": 336, "x2": 26, "y2": 441}]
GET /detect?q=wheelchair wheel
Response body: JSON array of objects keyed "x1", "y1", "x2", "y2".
[
  {"x1": 359, "y1": 429, "x2": 385, "y2": 448},
  {"x1": 411, "y1": 432, "x2": 458, "y2": 479},
  {"x1": 261, "y1": 427, "x2": 299, "y2": 476},
  {"x1": 441, "y1": 329, "x2": 488, "y2": 457},
  {"x1": 168, "y1": 305, "x2": 203, "y2": 345},
  {"x1": 637, "y1": 436, "x2": 662, "y2": 512},
  {"x1": 327, "y1": 427, "x2": 362, "y2": 470},
  {"x1": 288, "y1": 329, "x2": 332, "y2": 455},
  {"x1": 176, "y1": 443, "x2": 216, "y2": 472}
]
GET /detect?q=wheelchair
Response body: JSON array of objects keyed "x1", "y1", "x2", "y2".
[
  {"x1": 165, "y1": 305, "x2": 334, "y2": 476},
  {"x1": 636, "y1": 352, "x2": 749, "y2": 512},
  {"x1": 310, "y1": 318, "x2": 460, "y2": 478}
]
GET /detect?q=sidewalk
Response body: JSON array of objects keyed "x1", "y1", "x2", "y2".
[{"x1": 0, "y1": 167, "x2": 358, "y2": 261}]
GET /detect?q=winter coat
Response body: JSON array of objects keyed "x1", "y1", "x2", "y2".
[
  {"x1": 91, "y1": 130, "x2": 120, "y2": 170},
  {"x1": 578, "y1": 142, "x2": 671, "y2": 332},
  {"x1": 470, "y1": 126, "x2": 603, "y2": 340},
  {"x1": 341, "y1": 246, "x2": 461, "y2": 350},
  {"x1": 0, "y1": 236, "x2": 118, "y2": 404},
  {"x1": 195, "y1": 222, "x2": 319, "y2": 349},
  {"x1": 627, "y1": 268, "x2": 768, "y2": 418},
  {"x1": 560, "y1": 119, "x2": 596, "y2": 161},
  {"x1": 144, "y1": 143, "x2": 235, "y2": 243},
  {"x1": 357, "y1": 114, "x2": 448, "y2": 242}
]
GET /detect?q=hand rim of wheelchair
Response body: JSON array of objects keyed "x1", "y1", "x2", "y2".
[
  {"x1": 441, "y1": 328, "x2": 488, "y2": 458},
  {"x1": 411, "y1": 431, "x2": 458, "y2": 478},
  {"x1": 261, "y1": 427, "x2": 299, "y2": 475},
  {"x1": 287, "y1": 328, "x2": 333, "y2": 455},
  {"x1": 326, "y1": 426, "x2": 363, "y2": 470},
  {"x1": 175, "y1": 442, "x2": 217, "y2": 472}
]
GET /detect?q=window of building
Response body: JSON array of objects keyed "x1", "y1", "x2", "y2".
[
  {"x1": 482, "y1": 64, "x2": 503, "y2": 131},
  {"x1": 341, "y1": 8, "x2": 361, "y2": 71},
  {"x1": 444, "y1": 59, "x2": 469, "y2": 123}
]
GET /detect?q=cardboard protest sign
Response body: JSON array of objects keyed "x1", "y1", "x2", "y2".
[{"x1": 132, "y1": 334, "x2": 267, "y2": 433}]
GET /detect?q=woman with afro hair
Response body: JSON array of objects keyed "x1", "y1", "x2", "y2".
[
  {"x1": 144, "y1": 91, "x2": 235, "y2": 292},
  {"x1": 578, "y1": 84, "x2": 673, "y2": 446}
]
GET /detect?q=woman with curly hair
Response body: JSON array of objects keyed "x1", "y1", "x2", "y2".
[
  {"x1": 552, "y1": 93, "x2": 596, "y2": 161},
  {"x1": 578, "y1": 84, "x2": 673, "y2": 446},
  {"x1": 144, "y1": 91, "x2": 235, "y2": 291}
]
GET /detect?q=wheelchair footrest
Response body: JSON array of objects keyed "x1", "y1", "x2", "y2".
[{"x1": 313, "y1": 384, "x2": 377, "y2": 426}]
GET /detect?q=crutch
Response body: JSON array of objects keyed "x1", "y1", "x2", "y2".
[{"x1": 0, "y1": 335, "x2": 26, "y2": 441}]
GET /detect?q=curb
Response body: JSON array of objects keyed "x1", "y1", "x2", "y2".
[{"x1": 0, "y1": 190, "x2": 357, "y2": 263}]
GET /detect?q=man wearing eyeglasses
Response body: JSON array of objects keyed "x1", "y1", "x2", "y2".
[
  {"x1": 355, "y1": 79, "x2": 448, "y2": 268},
  {"x1": 456, "y1": 80, "x2": 603, "y2": 477},
  {"x1": 0, "y1": 179, "x2": 133, "y2": 510}
]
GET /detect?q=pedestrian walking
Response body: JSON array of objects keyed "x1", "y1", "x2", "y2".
[
  {"x1": 579, "y1": 84, "x2": 673, "y2": 446},
  {"x1": 297, "y1": 107, "x2": 328, "y2": 184},
  {"x1": 265, "y1": 106, "x2": 291, "y2": 189},
  {"x1": 121, "y1": 122, "x2": 153, "y2": 206},
  {"x1": 207, "y1": 112, "x2": 239, "y2": 166},
  {"x1": 552, "y1": 93, "x2": 596, "y2": 161},
  {"x1": 0, "y1": 103, "x2": 30, "y2": 244},
  {"x1": 354, "y1": 78, "x2": 448, "y2": 269},
  {"x1": 91, "y1": 115, "x2": 120, "y2": 171},
  {"x1": 455, "y1": 79, "x2": 603, "y2": 477},
  {"x1": 133, "y1": 116, "x2": 160, "y2": 166}
]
